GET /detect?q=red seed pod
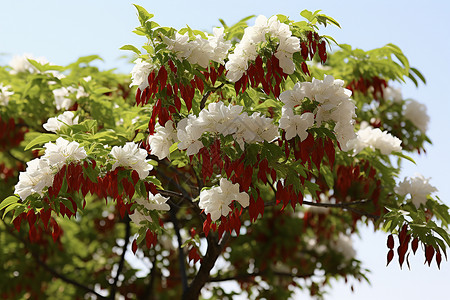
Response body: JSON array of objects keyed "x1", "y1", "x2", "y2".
[
  {"x1": 387, "y1": 249, "x2": 394, "y2": 266},
  {"x1": 210, "y1": 67, "x2": 217, "y2": 85},
  {"x1": 132, "y1": 239, "x2": 138, "y2": 254},
  {"x1": 425, "y1": 245, "x2": 435, "y2": 266},
  {"x1": 168, "y1": 60, "x2": 177, "y2": 73},
  {"x1": 301, "y1": 42, "x2": 309, "y2": 60},
  {"x1": 411, "y1": 237, "x2": 419, "y2": 254},
  {"x1": 436, "y1": 250, "x2": 442, "y2": 269},
  {"x1": 387, "y1": 234, "x2": 394, "y2": 249},
  {"x1": 190, "y1": 227, "x2": 196, "y2": 238},
  {"x1": 301, "y1": 62, "x2": 310, "y2": 76},
  {"x1": 307, "y1": 31, "x2": 313, "y2": 43}
]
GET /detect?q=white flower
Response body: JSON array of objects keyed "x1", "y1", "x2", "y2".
[
  {"x1": 14, "y1": 158, "x2": 54, "y2": 200},
  {"x1": 129, "y1": 209, "x2": 153, "y2": 226},
  {"x1": 53, "y1": 87, "x2": 74, "y2": 111},
  {"x1": 43, "y1": 137, "x2": 87, "y2": 169},
  {"x1": 404, "y1": 99, "x2": 429, "y2": 133},
  {"x1": 177, "y1": 116, "x2": 204, "y2": 156},
  {"x1": 9, "y1": 53, "x2": 49, "y2": 74},
  {"x1": 68, "y1": 86, "x2": 89, "y2": 99},
  {"x1": 382, "y1": 86, "x2": 402, "y2": 103},
  {"x1": 136, "y1": 191, "x2": 170, "y2": 211},
  {"x1": 43, "y1": 111, "x2": 79, "y2": 133},
  {"x1": 332, "y1": 234, "x2": 356, "y2": 261},
  {"x1": 110, "y1": 142, "x2": 152, "y2": 179},
  {"x1": 199, "y1": 178, "x2": 249, "y2": 221},
  {"x1": 186, "y1": 36, "x2": 214, "y2": 68},
  {"x1": 130, "y1": 58, "x2": 155, "y2": 90},
  {"x1": 395, "y1": 174, "x2": 438, "y2": 208},
  {"x1": 148, "y1": 120, "x2": 177, "y2": 160},
  {"x1": 208, "y1": 27, "x2": 232, "y2": 64},
  {"x1": 197, "y1": 101, "x2": 242, "y2": 135},
  {"x1": 225, "y1": 15, "x2": 300, "y2": 82},
  {"x1": 279, "y1": 107, "x2": 314, "y2": 141},
  {"x1": 0, "y1": 83, "x2": 13, "y2": 106},
  {"x1": 164, "y1": 32, "x2": 192, "y2": 60},
  {"x1": 347, "y1": 122, "x2": 401, "y2": 155}
]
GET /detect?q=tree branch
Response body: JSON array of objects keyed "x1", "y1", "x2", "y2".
[
  {"x1": 109, "y1": 216, "x2": 131, "y2": 299},
  {"x1": 182, "y1": 232, "x2": 230, "y2": 300},
  {"x1": 170, "y1": 203, "x2": 189, "y2": 293},
  {"x1": 208, "y1": 270, "x2": 314, "y2": 283},
  {"x1": 200, "y1": 83, "x2": 225, "y2": 110},
  {"x1": 0, "y1": 219, "x2": 107, "y2": 299}
]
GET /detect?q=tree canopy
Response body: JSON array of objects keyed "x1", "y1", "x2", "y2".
[{"x1": 0, "y1": 6, "x2": 448, "y2": 299}]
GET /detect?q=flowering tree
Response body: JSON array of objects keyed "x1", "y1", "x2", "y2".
[{"x1": 1, "y1": 5, "x2": 449, "y2": 299}]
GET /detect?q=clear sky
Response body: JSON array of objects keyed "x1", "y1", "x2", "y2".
[{"x1": 1, "y1": 1, "x2": 450, "y2": 299}]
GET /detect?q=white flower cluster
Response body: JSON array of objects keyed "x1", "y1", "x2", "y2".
[
  {"x1": 110, "y1": 142, "x2": 153, "y2": 179},
  {"x1": 331, "y1": 233, "x2": 356, "y2": 261},
  {"x1": 348, "y1": 122, "x2": 402, "y2": 155},
  {"x1": 147, "y1": 120, "x2": 177, "y2": 160},
  {"x1": 382, "y1": 85, "x2": 403, "y2": 103},
  {"x1": 199, "y1": 178, "x2": 250, "y2": 221},
  {"x1": 43, "y1": 111, "x2": 79, "y2": 133},
  {"x1": 395, "y1": 174, "x2": 437, "y2": 208},
  {"x1": 279, "y1": 75, "x2": 356, "y2": 150},
  {"x1": 404, "y1": 99, "x2": 429, "y2": 133},
  {"x1": 14, "y1": 138, "x2": 87, "y2": 200},
  {"x1": 0, "y1": 83, "x2": 13, "y2": 106},
  {"x1": 9, "y1": 53, "x2": 49, "y2": 74},
  {"x1": 130, "y1": 191, "x2": 170, "y2": 226},
  {"x1": 164, "y1": 27, "x2": 232, "y2": 68},
  {"x1": 130, "y1": 58, "x2": 156, "y2": 90},
  {"x1": 225, "y1": 15, "x2": 300, "y2": 82},
  {"x1": 176, "y1": 101, "x2": 278, "y2": 156},
  {"x1": 52, "y1": 86, "x2": 88, "y2": 111}
]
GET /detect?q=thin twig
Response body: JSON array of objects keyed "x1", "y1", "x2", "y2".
[
  {"x1": 170, "y1": 204, "x2": 188, "y2": 293},
  {"x1": 0, "y1": 219, "x2": 107, "y2": 299},
  {"x1": 109, "y1": 216, "x2": 131, "y2": 299}
]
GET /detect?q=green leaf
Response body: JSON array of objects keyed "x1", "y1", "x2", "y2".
[
  {"x1": 392, "y1": 151, "x2": 416, "y2": 164},
  {"x1": 93, "y1": 87, "x2": 114, "y2": 94},
  {"x1": 25, "y1": 134, "x2": 58, "y2": 151},
  {"x1": 300, "y1": 10, "x2": 313, "y2": 22},
  {"x1": 133, "y1": 4, "x2": 154, "y2": 25},
  {"x1": 0, "y1": 196, "x2": 20, "y2": 212},
  {"x1": 410, "y1": 67, "x2": 426, "y2": 84},
  {"x1": 120, "y1": 45, "x2": 141, "y2": 55},
  {"x1": 3, "y1": 203, "x2": 21, "y2": 218}
]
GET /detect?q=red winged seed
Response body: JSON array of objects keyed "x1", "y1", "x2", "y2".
[
  {"x1": 324, "y1": 138, "x2": 335, "y2": 168},
  {"x1": 27, "y1": 211, "x2": 36, "y2": 228},
  {"x1": 436, "y1": 250, "x2": 442, "y2": 269},
  {"x1": 168, "y1": 60, "x2": 177, "y2": 73},
  {"x1": 13, "y1": 214, "x2": 23, "y2": 232},
  {"x1": 217, "y1": 64, "x2": 225, "y2": 77},
  {"x1": 210, "y1": 67, "x2": 217, "y2": 85},
  {"x1": 203, "y1": 216, "x2": 212, "y2": 237},
  {"x1": 387, "y1": 249, "x2": 394, "y2": 266},
  {"x1": 132, "y1": 239, "x2": 138, "y2": 254},
  {"x1": 146, "y1": 230, "x2": 154, "y2": 249},
  {"x1": 135, "y1": 88, "x2": 142, "y2": 105},
  {"x1": 158, "y1": 65, "x2": 168, "y2": 90},
  {"x1": 411, "y1": 237, "x2": 419, "y2": 254},
  {"x1": 301, "y1": 42, "x2": 309, "y2": 60},
  {"x1": 234, "y1": 79, "x2": 242, "y2": 96},
  {"x1": 131, "y1": 170, "x2": 140, "y2": 185},
  {"x1": 194, "y1": 75, "x2": 204, "y2": 94},
  {"x1": 425, "y1": 245, "x2": 435, "y2": 266},
  {"x1": 301, "y1": 62, "x2": 310, "y2": 76},
  {"x1": 40, "y1": 209, "x2": 51, "y2": 230},
  {"x1": 387, "y1": 234, "x2": 394, "y2": 249}
]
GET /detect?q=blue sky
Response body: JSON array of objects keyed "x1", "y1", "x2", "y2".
[{"x1": 1, "y1": 1, "x2": 450, "y2": 299}]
